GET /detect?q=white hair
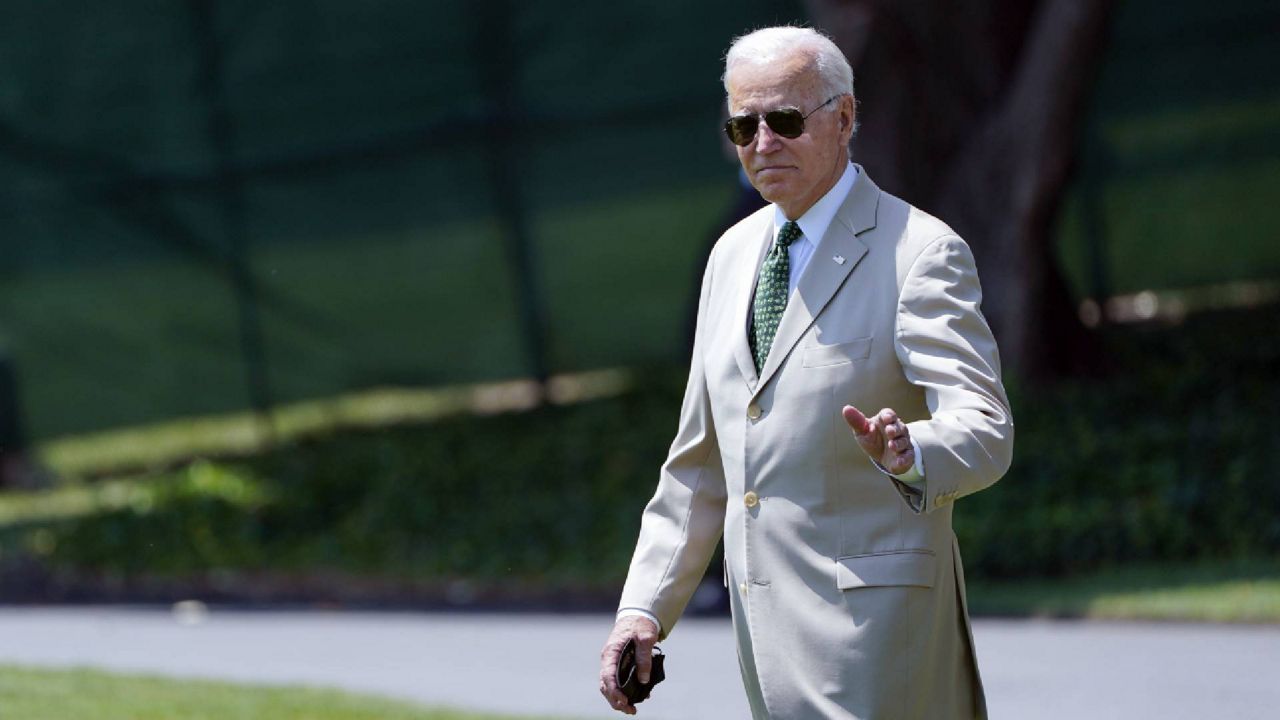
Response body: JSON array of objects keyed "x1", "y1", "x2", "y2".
[{"x1": 722, "y1": 26, "x2": 855, "y2": 110}]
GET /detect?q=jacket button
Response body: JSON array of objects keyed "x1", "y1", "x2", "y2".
[
  {"x1": 746, "y1": 404, "x2": 762, "y2": 420},
  {"x1": 744, "y1": 491, "x2": 759, "y2": 508}
]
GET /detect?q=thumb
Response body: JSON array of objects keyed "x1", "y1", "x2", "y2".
[
  {"x1": 635, "y1": 642, "x2": 652, "y2": 684},
  {"x1": 842, "y1": 405, "x2": 871, "y2": 435}
]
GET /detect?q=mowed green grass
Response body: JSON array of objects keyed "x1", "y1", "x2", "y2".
[
  {"x1": 2, "y1": 179, "x2": 730, "y2": 440},
  {"x1": 1054, "y1": 97, "x2": 1280, "y2": 298},
  {"x1": 0, "y1": 665, "x2": 546, "y2": 720},
  {"x1": 969, "y1": 559, "x2": 1280, "y2": 623}
]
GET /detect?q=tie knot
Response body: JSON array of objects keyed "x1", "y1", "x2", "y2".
[{"x1": 776, "y1": 221, "x2": 802, "y2": 248}]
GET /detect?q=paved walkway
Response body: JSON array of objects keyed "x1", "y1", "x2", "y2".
[{"x1": 0, "y1": 608, "x2": 1277, "y2": 719}]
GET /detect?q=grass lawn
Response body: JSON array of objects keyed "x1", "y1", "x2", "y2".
[
  {"x1": 34, "y1": 368, "x2": 633, "y2": 479},
  {"x1": 969, "y1": 559, "x2": 1280, "y2": 623},
  {"x1": 0, "y1": 665, "x2": 545, "y2": 720},
  {"x1": 0, "y1": 178, "x2": 727, "y2": 441},
  {"x1": 2, "y1": 304, "x2": 1278, "y2": 616}
]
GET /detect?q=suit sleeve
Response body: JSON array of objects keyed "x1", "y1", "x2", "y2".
[
  {"x1": 890, "y1": 235, "x2": 1014, "y2": 514},
  {"x1": 617, "y1": 248, "x2": 728, "y2": 639}
]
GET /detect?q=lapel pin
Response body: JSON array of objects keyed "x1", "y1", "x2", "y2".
[{"x1": 833, "y1": 255, "x2": 846, "y2": 265}]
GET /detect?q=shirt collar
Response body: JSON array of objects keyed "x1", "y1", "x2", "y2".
[{"x1": 772, "y1": 161, "x2": 858, "y2": 250}]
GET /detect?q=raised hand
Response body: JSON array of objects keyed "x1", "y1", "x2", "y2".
[{"x1": 842, "y1": 406, "x2": 915, "y2": 475}]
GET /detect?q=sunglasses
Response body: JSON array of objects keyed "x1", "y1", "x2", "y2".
[{"x1": 724, "y1": 94, "x2": 841, "y2": 146}]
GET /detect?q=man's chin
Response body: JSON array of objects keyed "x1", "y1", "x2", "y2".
[{"x1": 753, "y1": 183, "x2": 791, "y2": 207}]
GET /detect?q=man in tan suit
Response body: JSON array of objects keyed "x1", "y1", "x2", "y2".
[{"x1": 599, "y1": 26, "x2": 1013, "y2": 719}]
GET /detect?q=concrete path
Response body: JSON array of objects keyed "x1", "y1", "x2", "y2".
[{"x1": 0, "y1": 608, "x2": 1277, "y2": 719}]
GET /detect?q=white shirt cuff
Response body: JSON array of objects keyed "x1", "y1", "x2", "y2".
[{"x1": 616, "y1": 608, "x2": 662, "y2": 634}]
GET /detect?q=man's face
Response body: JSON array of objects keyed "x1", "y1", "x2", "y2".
[{"x1": 726, "y1": 53, "x2": 854, "y2": 219}]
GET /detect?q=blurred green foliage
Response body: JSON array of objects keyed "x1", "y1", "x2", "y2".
[
  {"x1": 1, "y1": 307, "x2": 1278, "y2": 597},
  {"x1": 957, "y1": 306, "x2": 1280, "y2": 578}
]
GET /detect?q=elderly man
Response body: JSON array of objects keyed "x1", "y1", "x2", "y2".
[{"x1": 599, "y1": 26, "x2": 1013, "y2": 719}]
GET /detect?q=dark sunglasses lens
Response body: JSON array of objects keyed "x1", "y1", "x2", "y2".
[
  {"x1": 764, "y1": 108, "x2": 805, "y2": 138},
  {"x1": 725, "y1": 115, "x2": 758, "y2": 146}
]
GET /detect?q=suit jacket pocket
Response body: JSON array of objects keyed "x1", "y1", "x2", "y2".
[
  {"x1": 836, "y1": 549, "x2": 936, "y2": 589},
  {"x1": 802, "y1": 336, "x2": 873, "y2": 368}
]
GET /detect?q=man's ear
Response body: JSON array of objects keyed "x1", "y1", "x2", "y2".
[{"x1": 840, "y1": 96, "x2": 856, "y2": 138}]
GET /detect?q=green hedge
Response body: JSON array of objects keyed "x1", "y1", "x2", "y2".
[
  {"x1": 0, "y1": 376, "x2": 683, "y2": 593},
  {"x1": 1, "y1": 307, "x2": 1277, "y2": 596},
  {"x1": 958, "y1": 305, "x2": 1280, "y2": 577}
]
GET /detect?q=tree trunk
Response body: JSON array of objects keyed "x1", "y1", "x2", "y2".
[{"x1": 804, "y1": 0, "x2": 1117, "y2": 378}]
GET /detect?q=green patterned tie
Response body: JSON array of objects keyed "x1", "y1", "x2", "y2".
[{"x1": 749, "y1": 221, "x2": 802, "y2": 372}]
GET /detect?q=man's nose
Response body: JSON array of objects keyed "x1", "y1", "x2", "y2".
[{"x1": 754, "y1": 122, "x2": 782, "y2": 153}]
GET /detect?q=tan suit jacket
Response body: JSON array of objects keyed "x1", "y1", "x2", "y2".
[{"x1": 619, "y1": 167, "x2": 1013, "y2": 719}]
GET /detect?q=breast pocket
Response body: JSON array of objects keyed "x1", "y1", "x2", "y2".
[{"x1": 802, "y1": 336, "x2": 873, "y2": 368}]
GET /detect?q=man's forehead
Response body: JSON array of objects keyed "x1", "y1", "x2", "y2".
[
  {"x1": 729, "y1": 72, "x2": 817, "y2": 111},
  {"x1": 727, "y1": 56, "x2": 818, "y2": 110}
]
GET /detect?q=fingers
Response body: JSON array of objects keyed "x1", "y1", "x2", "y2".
[
  {"x1": 846, "y1": 407, "x2": 903, "y2": 439},
  {"x1": 845, "y1": 406, "x2": 914, "y2": 471},
  {"x1": 879, "y1": 409, "x2": 904, "y2": 439},
  {"x1": 600, "y1": 666, "x2": 634, "y2": 714},
  {"x1": 599, "y1": 640, "x2": 633, "y2": 713},
  {"x1": 634, "y1": 632, "x2": 655, "y2": 681},
  {"x1": 844, "y1": 405, "x2": 884, "y2": 458},
  {"x1": 600, "y1": 654, "x2": 636, "y2": 713},
  {"x1": 876, "y1": 408, "x2": 914, "y2": 473},
  {"x1": 600, "y1": 616, "x2": 658, "y2": 715},
  {"x1": 844, "y1": 406, "x2": 884, "y2": 458},
  {"x1": 880, "y1": 410, "x2": 909, "y2": 452},
  {"x1": 841, "y1": 405, "x2": 870, "y2": 435}
]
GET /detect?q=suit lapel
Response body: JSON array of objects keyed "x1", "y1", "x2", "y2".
[
  {"x1": 732, "y1": 221, "x2": 774, "y2": 389},
  {"x1": 754, "y1": 168, "x2": 880, "y2": 395}
]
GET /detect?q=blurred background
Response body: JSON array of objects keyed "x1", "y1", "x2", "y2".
[{"x1": 1, "y1": 0, "x2": 1279, "y2": 629}]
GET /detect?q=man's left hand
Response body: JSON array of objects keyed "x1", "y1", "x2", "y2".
[{"x1": 842, "y1": 406, "x2": 915, "y2": 475}]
